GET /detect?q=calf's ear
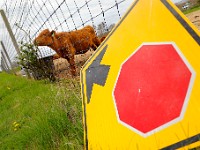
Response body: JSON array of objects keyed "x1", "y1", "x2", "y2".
[{"x1": 50, "y1": 30, "x2": 56, "y2": 37}]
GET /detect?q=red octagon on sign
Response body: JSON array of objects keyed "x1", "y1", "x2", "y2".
[{"x1": 113, "y1": 43, "x2": 195, "y2": 136}]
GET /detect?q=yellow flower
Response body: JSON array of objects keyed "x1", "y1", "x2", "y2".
[
  {"x1": 7, "y1": 87, "x2": 11, "y2": 90},
  {"x1": 14, "y1": 123, "x2": 20, "y2": 127},
  {"x1": 14, "y1": 128, "x2": 17, "y2": 131},
  {"x1": 13, "y1": 121, "x2": 17, "y2": 125}
]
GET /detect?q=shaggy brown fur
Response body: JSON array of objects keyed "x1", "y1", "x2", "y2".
[
  {"x1": 100, "y1": 36, "x2": 106, "y2": 42},
  {"x1": 34, "y1": 25, "x2": 101, "y2": 76},
  {"x1": 52, "y1": 36, "x2": 106, "y2": 61}
]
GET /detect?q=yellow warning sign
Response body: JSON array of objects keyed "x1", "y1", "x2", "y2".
[{"x1": 81, "y1": 0, "x2": 200, "y2": 149}]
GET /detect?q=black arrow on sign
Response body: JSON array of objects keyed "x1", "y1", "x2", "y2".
[{"x1": 86, "y1": 45, "x2": 110, "y2": 104}]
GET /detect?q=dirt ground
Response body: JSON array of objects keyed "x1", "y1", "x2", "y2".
[
  {"x1": 185, "y1": 10, "x2": 200, "y2": 31},
  {"x1": 53, "y1": 50, "x2": 94, "y2": 79},
  {"x1": 53, "y1": 10, "x2": 200, "y2": 79}
]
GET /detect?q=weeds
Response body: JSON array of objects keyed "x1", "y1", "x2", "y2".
[{"x1": 0, "y1": 72, "x2": 83, "y2": 149}]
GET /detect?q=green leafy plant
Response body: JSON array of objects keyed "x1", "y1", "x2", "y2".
[
  {"x1": 17, "y1": 41, "x2": 55, "y2": 82},
  {"x1": 15, "y1": 23, "x2": 55, "y2": 82},
  {"x1": 18, "y1": 41, "x2": 38, "y2": 70}
]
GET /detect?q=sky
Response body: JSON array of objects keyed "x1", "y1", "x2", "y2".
[
  {"x1": 0, "y1": 1, "x2": 4, "y2": 8},
  {"x1": 171, "y1": 0, "x2": 183, "y2": 3},
  {"x1": 0, "y1": 0, "x2": 182, "y2": 8}
]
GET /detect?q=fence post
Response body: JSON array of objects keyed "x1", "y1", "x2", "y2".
[
  {"x1": 1, "y1": 59, "x2": 7, "y2": 71},
  {"x1": 1, "y1": 51, "x2": 10, "y2": 72},
  {"x1": 0, "y1": 41, "x2": 13, "y2": 69},
  {"x1": 0, "y1": 9, "x2": 20, "y2": 55},
  {"x1": 0, "y1": 10, "x2": 31, "y2": 77}
]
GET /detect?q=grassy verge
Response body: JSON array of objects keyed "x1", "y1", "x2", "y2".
[
  {"x1": 183, "y1": 5, "x2": 200, "y2": 14},
  {"x1": 0, "y1": 72, "x2": 83, "y2": 149}
]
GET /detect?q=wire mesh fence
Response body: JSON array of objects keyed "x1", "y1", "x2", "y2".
[{"x1": 0, "y1": 0, "x2": 133, "y2": 79}]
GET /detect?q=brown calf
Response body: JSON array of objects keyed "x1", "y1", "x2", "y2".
[{"x1": 34, "y1": 25, "x2": 101, "y2": 76}]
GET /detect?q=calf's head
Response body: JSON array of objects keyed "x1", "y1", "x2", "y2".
[{"x1": 34, "y1": 29, "x2": 55, "y2": 46}]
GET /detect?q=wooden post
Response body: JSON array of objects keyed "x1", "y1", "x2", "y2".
[
  {"x1": 1, "y1": 51, "x2": 10, "y2": 72},
  {"x1": 1, "y1": 59, "x2": 7, "y2": 71},
  {"x1": 0, "y1": 41, "x2": 13, "y2": 69},
  {"x1": 0, "y1": 9, "x2": 20, "y2": 55}
]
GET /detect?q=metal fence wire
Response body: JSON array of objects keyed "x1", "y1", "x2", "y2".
[{"x1": 0, "y1": 0, "x2": 133, "y2": 78}]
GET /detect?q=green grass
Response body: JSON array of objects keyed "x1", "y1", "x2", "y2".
[
  {"x1": 0, "y1": 72, "x2": 83, "y2": 149},
  {"x1": 183, "y1": 5, "x2": 200, "y2": 14}
]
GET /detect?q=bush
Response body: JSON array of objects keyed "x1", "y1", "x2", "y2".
[
  {"x1": 17, "y1": 41, "x2": 55, "y2": 82},
  {"x1": 15, "y1": 23, "x2": 55, "y2": 82}
]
